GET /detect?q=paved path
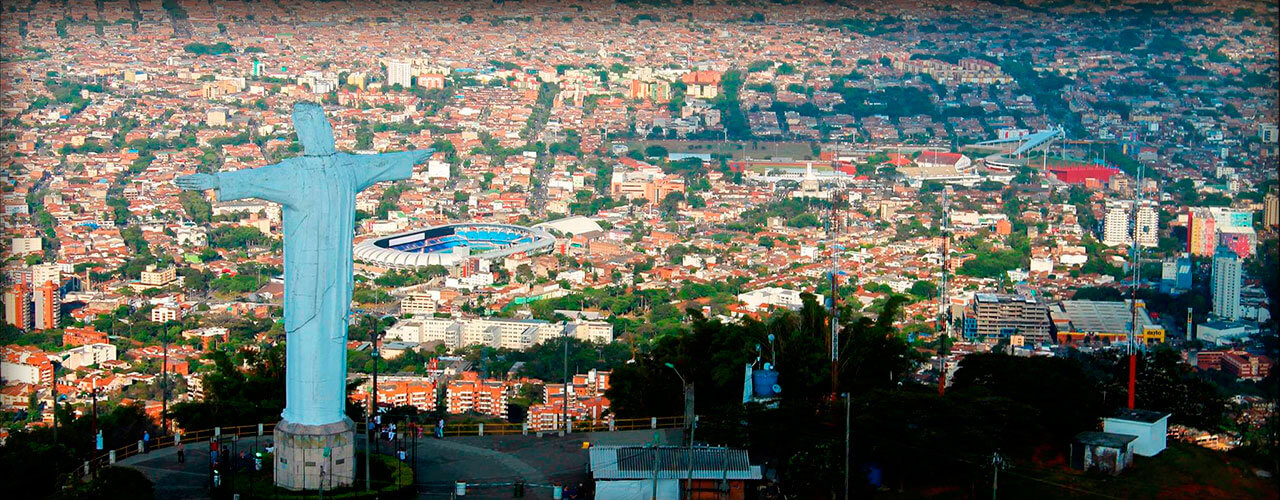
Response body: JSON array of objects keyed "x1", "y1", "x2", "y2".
[
  {"x1": 118, "y1": 428, "x2": 679, "y2": 499},
  {"x1": 119, "y1": 434, "x2": 271, "y2": 500}
]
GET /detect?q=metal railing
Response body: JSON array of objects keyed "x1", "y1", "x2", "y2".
[
  {"x1": 435, "y1": 415, "x2": 685, "y2": 437},
  {"x1": 71, "y1": 422, "x2": 283, "y2": 482}
]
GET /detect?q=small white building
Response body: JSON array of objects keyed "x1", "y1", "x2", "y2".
[
  {"x1": 62, "y1": 343, "x2": 118, "y2": 370},
  {"x1": 737, "y1": 287, "x2": 822, "y2": 312},
  {"x1": 1103, "y1": 408, "x2": 1169, "y2": 457}
]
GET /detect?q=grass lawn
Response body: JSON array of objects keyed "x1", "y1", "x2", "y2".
[{"x1": 998, "y1": 443, "x2": 1277, "y2": 499}]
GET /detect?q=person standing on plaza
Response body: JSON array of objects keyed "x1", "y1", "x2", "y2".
[{"x1": 177, "y1": 442, "x2": 186, "y2": 464}]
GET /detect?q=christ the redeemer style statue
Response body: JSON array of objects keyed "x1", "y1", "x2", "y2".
[{"x1": 176, "y1": 102, "x2": 431, "y2": 489}]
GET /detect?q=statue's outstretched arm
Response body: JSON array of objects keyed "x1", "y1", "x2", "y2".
[
  {"x1": 176, "y1": 161, "x2": 299, "y2": 207},
  {"x1": 347, "y1": 149, "x2": 434, "y2": 192}
]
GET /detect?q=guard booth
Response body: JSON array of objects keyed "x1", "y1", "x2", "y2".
[{"x1": 1071, "y1": 431, "x2": 1136, "y2": 475}]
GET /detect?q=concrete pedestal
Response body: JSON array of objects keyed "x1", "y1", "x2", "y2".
[{"x1": 273, "y1": 418, "x2": 355, "y2": 491}]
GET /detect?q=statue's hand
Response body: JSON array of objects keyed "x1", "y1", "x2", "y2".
[
  {"x1": 175, "y1": 173, "x2": 219, "y2": 191},
  {"x1": 413, "y1": 149, "x2": 435, "y2": 164}
]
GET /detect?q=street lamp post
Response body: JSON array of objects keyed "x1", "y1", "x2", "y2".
[
  {"x1": 562, "y1": 331, "x2": 569, "y2": 435},
  {"x1": 51, "y1": 360, "x2": 60, "y2": 444},
  {"x1": 91, "y1": 379, "x2": 99, "y2": 443},
  {"x1": 664, "y1": 363, "x2": 695, "y2": 500},
  {"x1": 372, "y1": 330, "x2": 384, "y2": 454},
  {"x1": 843, "y1": 392, "x2": 850, "y2": 500},
  {"x1": 161, "y1": 327, "x2": 169, "y2": 434}
]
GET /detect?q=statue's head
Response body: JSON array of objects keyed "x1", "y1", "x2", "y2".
[{"x1": 292, "y1": 102, "x2": 336, "y2": 156}]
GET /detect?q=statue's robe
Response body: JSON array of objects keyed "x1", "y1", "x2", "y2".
[{"x1": 213, "y1": 149, "x2": 427, "y2": 425}]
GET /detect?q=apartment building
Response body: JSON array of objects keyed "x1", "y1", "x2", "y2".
[
  {"x1": 0, "y1": 345, "x2": 54, "y2": 385},
  {"x1": 62, "y1": 343, "x2": 118, "y2": 370},
  {"x1": 3, "y1": 283, "x2": 33, "y2": 330},
  {"x1": 1212, "y1": 246, "x2": 1242, "y2": 321},
  {"x1": 369, "y1": 378, "x2": 438, "y2": 413},
  {"x1": 965, "y1": 293, "x2": 1051, "y2": 344},
  {"x1": 401, "y1": 292, "x2": 439, "y2": 317},
  {"x1": 63, "y1": 326, "x2": 108, "y2": 347},
  {"x1": 385, "y1": 317, "x2": 601, "y2": 350},
  {"x1": 1102, "y1": 200, "x2": 1157, "y2": 248},
  {"x1": 446, "y1": 372, "x2": 508, "y2": 418},
  {"x1": 1221, "y1": 352, "x2": 1273, "y2": 381},
  {"x1": 1188, "y1": 207, "x2": 1256, "y2": 258},
  {"x1": 526, "y1": 369, "x2": 613, "y2": 431}
]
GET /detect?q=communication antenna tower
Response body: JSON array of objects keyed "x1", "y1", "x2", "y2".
[
  {"x1": 827, "y1": 188, "x2": 845, "y2": 400},
  {"x1": 937, "y1": 187, "x2": 952, "y2": 396},
  {"x1": 1127, "y1": 161, "x2": 1146, "y2": 409}
]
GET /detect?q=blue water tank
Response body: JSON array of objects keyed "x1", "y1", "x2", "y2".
[{"x1": 752, "y1": 369, "x2": 779, "y2": 397}]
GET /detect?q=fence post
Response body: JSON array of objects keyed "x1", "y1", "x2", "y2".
[
  {"x1": 609, "y1": 419, "x2": 615, "y2": 432},
  {"x1": 215, "y1": 427, "x2": 221, "y2": 438},
  {"x1": 137, "y1": 440, "x2": 144, "y2": 454},
  {"x1": 109, "y1": 450, "x2": 116, "y2": 464},
  {"x1": 84, "y1": 461, "x2": 90, "y2": 475},
  {"x1": 567, "y1": 420, "x2": 573, "y2": 434},
  {"x1": 478, "y1": 423, "x2": 484, "y2": 437},
  {"x1": 258, "y1": 423, "x2": 264, "y2": 436},
  {"x1": 522, "y1": 422, "x2": 528, "y2": 436},
  {"x1": 651, "y1": 417, "x2": 658, "y2": 429}
]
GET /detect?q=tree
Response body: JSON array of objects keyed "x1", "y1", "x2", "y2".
[
  {"x1": 0, "y1": 403, "x2": 160, "y2": 499},
  {"x1": 643, "y1": 145, "x2": 668, "y2": 159},
  {"x1": 168, "y1": 345, "x2": 286, "y2": 430},
  {"x1": 659, "y1": 191, "x2": 684, "y2": 216},
  {"x1": 177, "y1": 190, "x2": 211, "y2": 223},
  {"x1": 909, "y1": 280, "x2": 937, "y2": 299}
]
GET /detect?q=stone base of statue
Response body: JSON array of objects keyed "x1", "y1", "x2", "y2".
[{"x1": 273, "y1": 418, "x2": 355, "y2": 490}]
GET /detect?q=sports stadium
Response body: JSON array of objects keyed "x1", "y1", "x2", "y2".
[{"x1": 354, "y1": 223, "x2": 555, "y2": 269}]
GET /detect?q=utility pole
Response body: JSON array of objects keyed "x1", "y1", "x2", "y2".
[
  {"x1": 651, "y1": 442, "x2": 660, "y2": 500},
  {"x1": 843, "y1": 392, "x2": 851, "y2": 500},
  {"x1": 162, "y1": 327, "x2": 169, "y2": 434},
  {"x1": 686, "y1": 416, "x2": 697, "y2": 500},
  {"x1": 665, "y1": 362, "x2": 694, "y2": 500},
  {"x1": 364, "y1": 393, "x2": 371, "y2": 492},
  {"x1": 51, "y1": 361, "x2": 59, "y2": 444},
  {"x1": 991, "y1": 450, "x2": 1005, "y2": 500},
  {"x1": 568, "y1": 332, "x2": 573, "y2": 434},
  {"x1": 91, "y1": 379, "x2": 98, "y2": 440},
  {"x1": 373, "y1": 328, "x2": 383, "y2": 454}
]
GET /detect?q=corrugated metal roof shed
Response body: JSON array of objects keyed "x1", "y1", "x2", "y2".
[{"x1": 589, "y1": 446, "x2": 762, "y2": 480}]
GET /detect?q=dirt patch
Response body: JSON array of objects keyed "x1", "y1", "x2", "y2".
[{"x1": 1031, "y1": 443, "x2": 1066, "y2": 469}]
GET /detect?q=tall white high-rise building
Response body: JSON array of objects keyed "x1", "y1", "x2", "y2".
[
  {"x1": 386, "y1": 59, "x2": 413, "y2": 88},
  {"x1": 1211, "y1": 246, "x2": 1241, "y2": 321},
  {"x1": 1102, "y1": 200, "x2": 1157, "y2": 248},
  {"x1": 1103, "y1": 201, "x2": 1131, "y2": 247},
  {"x1": 1135, "y1": 201, "x2": 1158, "y2": 248}
]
